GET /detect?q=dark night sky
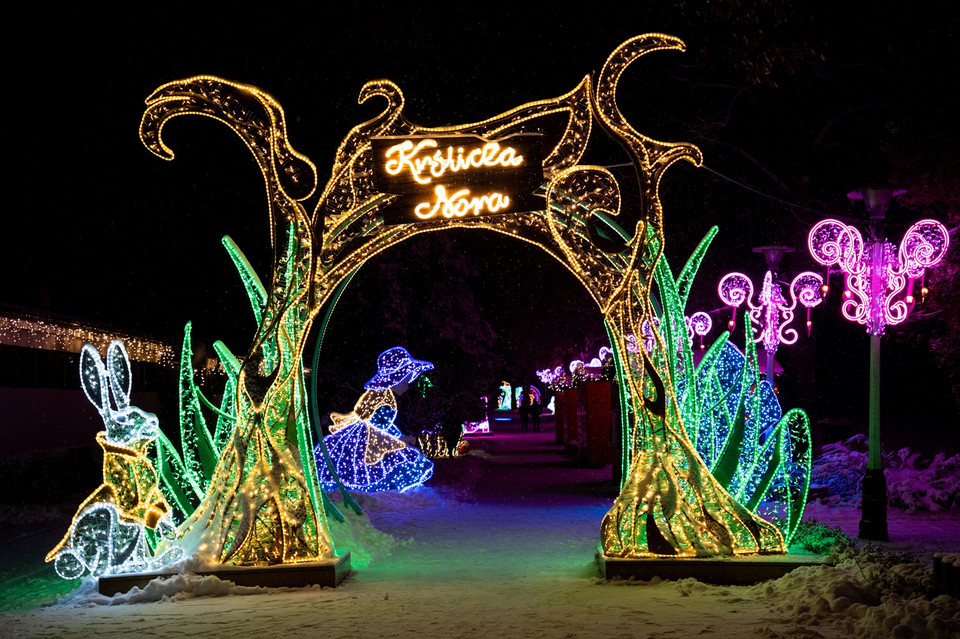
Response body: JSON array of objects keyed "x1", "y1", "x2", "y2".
[{"x1": 5, "y1": 4, "x2": 959, "y2": 440}]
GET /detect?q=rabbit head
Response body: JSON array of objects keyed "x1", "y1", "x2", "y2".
[{"x1": 80, "y1": 341, "x2": 159, "y2": 446}]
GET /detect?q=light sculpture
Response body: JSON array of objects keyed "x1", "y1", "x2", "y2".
[
  {"x1": 316, "y1": 347, "x2": 434, "y2": 492},
  {"x1": 563, "y1": 345, "x2": 615, "y2": 382},
  {"x1": 462, "y1": 418, "x2": 490, "y2": 435},
  {"x1": 807, "y1": 187, "x2": 950, "y2": 540},
  {"x1": 151, "y1": 235, "x2": 360, "y2": 533},
  {"x1": 46, "y1": 342, "x2": 182, "y2": 579},
  {"x1": 497, "y1": 381, "x2": 513, "y2": 410},
  {"x1": 515, "y1": 384, "x2": 542, "y2": 409},
  {"x1": 638, "y1": 314, "x2": 711, "y2": 354},
  {"x1": 141, "y1": 33, "x2": 785, "y2": 561},
  {"x1": 536, "y1": 366, "x2": 564, "y2": 387},
  {"x1": 650, "y1": 229, "x2": 812, "y2": 545},
  {"x1": 718, "y1": 268, "x2": 823, "y2": 380},
  {"x1": 418, "y1": 427, "x2": 469, "y2": 458},
  {"x1": 808, "y1": 217, "x2": 949, "y2": 335},
  {"x1": 151, "y1": 321, "x2": 234, "y2": 522}
]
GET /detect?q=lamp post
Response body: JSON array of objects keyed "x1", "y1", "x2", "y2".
[
  {"x1": 807, "y1": 187, "x2": 950, "y2": 540},
  {"x1": 718, "y1": 246, "x2": 824, "y2": 385}
]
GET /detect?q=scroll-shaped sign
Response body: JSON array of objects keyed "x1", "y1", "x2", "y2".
[{"x1": 371, "y1": 134, "x2": 544, "y2": 225}]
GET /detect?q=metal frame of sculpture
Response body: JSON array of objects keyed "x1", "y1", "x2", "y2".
[{"x1": 139, "y1": 33, "x2": 784, "y2": 563}]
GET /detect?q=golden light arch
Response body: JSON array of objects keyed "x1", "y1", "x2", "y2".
[{"x1": 139, "y1": 33, "x2": 785, "y2": 565}]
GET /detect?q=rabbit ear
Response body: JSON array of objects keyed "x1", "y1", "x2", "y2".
[
  {"x1": 107, "y1": 340, "x2": 132, "y2": 410},
  {"x1": 80, "y1": 344, "x2": 109, "y2": 417}
]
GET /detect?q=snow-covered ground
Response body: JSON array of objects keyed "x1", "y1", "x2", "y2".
[{"x1": 1, "y1": 419, "x2": 958, "y2": 638}]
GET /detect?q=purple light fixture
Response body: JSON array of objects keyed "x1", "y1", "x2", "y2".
[
  {"x1": 718, "y1": 245, "x2": 824, "y2": 381},
  {"x1": 807, "y1": 186, "x2": 949, "y2": 541}
]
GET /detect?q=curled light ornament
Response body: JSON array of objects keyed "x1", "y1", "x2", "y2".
[
  {"x1": 718, "y1": 270, "x2": 823, "y2": 353},
  {"x1": 686, "y1": 311, "x2": 712, "y2": 348},
  {"x1": 900, "y1": 219, "x2": 950, "y2": 277},
  {"x1": 808, "y1": 218, "x2": 949, "y2": 335}
]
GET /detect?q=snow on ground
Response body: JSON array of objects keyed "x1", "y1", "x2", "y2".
[{"x1": 1, "y1": 418, "x2": 958, "y2": 638}]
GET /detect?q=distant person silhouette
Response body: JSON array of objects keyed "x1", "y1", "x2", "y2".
[
  {"x1": 530, "y1": 393, "x2": 542, "y2": 432},
  {"x1": 519, "y1": 389, "x2": 530, "y2": 431}
]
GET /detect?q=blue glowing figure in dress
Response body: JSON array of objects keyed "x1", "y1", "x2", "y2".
[{"x1": 316, "y1": 347, "x2": 435, "y2": 493}]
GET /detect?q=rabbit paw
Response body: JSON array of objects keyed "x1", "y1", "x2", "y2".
[{"x1": 53, "y1": 549, "x2": 86, "y2": 580}]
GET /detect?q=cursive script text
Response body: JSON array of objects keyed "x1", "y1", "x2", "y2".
[
  {"x1": 414, "y1": 185, "x2": 511, "y2": 220},
  {"x1": 385, "y1": 139, "x2": 523, "y2": 185}
]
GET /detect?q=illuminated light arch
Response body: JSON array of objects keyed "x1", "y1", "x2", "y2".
[{"x1": 140, "y1": 33, "x2": 783, "y2": 563}]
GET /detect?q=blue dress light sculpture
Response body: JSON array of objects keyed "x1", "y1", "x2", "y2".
[{"x1": 316, "y1": 347, "x2": 435, "y2": 493}]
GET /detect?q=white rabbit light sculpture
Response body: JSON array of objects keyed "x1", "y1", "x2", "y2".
[{"x1": 46, "y1": 341, "x2": 182, "y2": 579}]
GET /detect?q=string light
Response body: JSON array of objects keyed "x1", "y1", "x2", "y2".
[{"x1": 0, "y1": 310, "x2": 176, "y2": 367}]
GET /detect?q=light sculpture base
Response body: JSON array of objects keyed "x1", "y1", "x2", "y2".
[
  {"x1": 97, "y1": 552, "x2": 351, "y2": 596},
  {"x1": 858, "y1": 469, "x2": 889, "y2": 541},
  {"x1": 597, "y1": 547, "x2": 827, "y2": 585}
]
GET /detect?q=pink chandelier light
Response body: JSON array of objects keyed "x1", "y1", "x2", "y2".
[
  {"x1": 718, "y1": 269, "x2": 824, "y2": 356},
  {"x1": 807, "y1": 217, "x2": 950, "y2": 336},
  {"x1": 807, "y1": 186, "x2": 950, "y2": 541}
]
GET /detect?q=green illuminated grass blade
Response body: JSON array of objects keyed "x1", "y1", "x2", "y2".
[
  {"x1": 211, "y1": 340, "x2": 239, "y2": 452},
  {"x1": 178, "y1": 323, "x2": 219, "y2": 485},
  {"x1": 676, "y1": 226, "x2": 718, "y2": 309},
  {"x1": 222, "y1": 235, "x2": 267, "y2": 325},
  {"x1": 154, "y1": 431, "x2": 198, "y2": 519}
]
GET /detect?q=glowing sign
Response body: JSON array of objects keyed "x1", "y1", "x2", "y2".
[
  {"x1": 413, "y1": 186, "x2": 511, "y2": 220},
  {"x1": 372, "y1": 134, "x2": 543, "y2": 225},
  {"x1": 383, "y1": 139, "x2": 524, "y2": 184}
]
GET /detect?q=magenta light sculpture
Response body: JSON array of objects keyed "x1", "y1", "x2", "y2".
[
  {"x1": 807, "y1": 187, "x2": 950, "y2": 541},
  {"x1": 718, "y1": 269, "x2": 823, "y2": 379}
]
